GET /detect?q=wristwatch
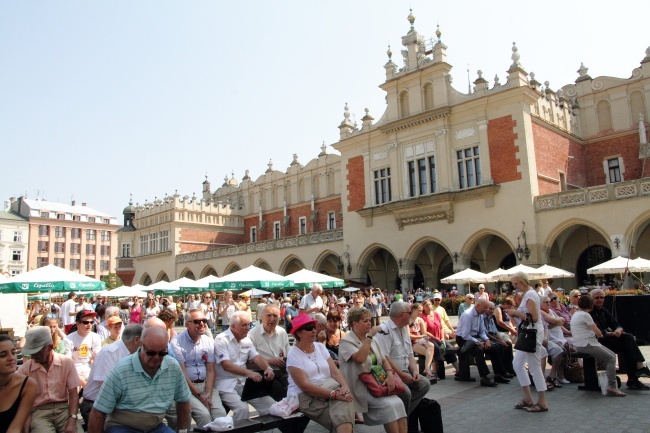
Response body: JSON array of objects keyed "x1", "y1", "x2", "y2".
[{"x1": 69, "y1": 414, "x2": 79, "y2": 419}]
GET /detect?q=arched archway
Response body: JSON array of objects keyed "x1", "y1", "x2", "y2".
[
  {"x1": 313, "y1": 250, "x2": 343, "y2": 277},
  {"x1": 223, "y1": 262, "x2": 242, "y2": 275},
  {"x1": 200, "y1": 266, "x2": 218, "y2": 278},
  {"x1": 461, "y1": 229, "x2": 515, "y2": 272},
  {"x1": 253, "y1": 259, "x2": 272, "y2": 272},
  {"x1": 625, "y1": 211, "x2": 650, "y2": 259},
  {"x1": 140, "y1": 273, "x2": 152, "y2": 286},
  {"x1": 279, "y1": 255, "x2": 305, "y2": 276},
  {"x1": 156, "y1": 271, "x2": 170, "y2": 283},
  {"x1": 179, "y1": 268, "x2": 196, "y2": 280},
  {"x1": 404, "y1": 237, "x2": 452, "y2": 290},
  {"x1": 358, "y1": 244, "x2": 400, "y2": 292}
]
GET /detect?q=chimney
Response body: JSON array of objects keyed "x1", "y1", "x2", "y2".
[
  {"x1": 71, "y1": 200, "x2": 76, "y2": 206},
  {"x1": 82, "y1": 202, "x2": 87, "y2": 207}
]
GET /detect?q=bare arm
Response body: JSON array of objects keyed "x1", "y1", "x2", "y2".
[
  {"x1": 252, "y1": 355, "x2": 275, "y2": 381},
  {"x1": 88, "y1": 408, "x2": 106, "y2": 433},
  {"x1": 287, "y1": 358, "x2": 351, "y2": 401},
  {"x1": 65, "y1": 386, "x2": 81, "y2": 433},
  {"x1": 176, "y1": 400, "x2": 191, "y2": 432},
  {"x1": 589, "y1": 323, "x2": 604, "y2": 339},
  {"x1": 7, "y1": 377, "x2": 37, "y2": 433}
]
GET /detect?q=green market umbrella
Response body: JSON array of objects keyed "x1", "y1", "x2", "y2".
[
  {"x1": 209, "y1": 265, "x2": 293, "y2": 291},
  {"x1": 0, "y1": 265, "x2": 105, "y2": 293},
  {"x1": 285, "y1": 269, "x2": 345, "y2": 289},
  {"x1": 176, "y1": 275, "x2": 222, "y2": 295}
]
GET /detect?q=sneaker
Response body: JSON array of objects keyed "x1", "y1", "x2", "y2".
[{"x1": 558, "y1": 378, "x2": 571, "y2": 384}]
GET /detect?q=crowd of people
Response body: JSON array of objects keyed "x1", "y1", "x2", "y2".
[{"x1": 2, "y1": 277, "x2": 649, "y2": 432}]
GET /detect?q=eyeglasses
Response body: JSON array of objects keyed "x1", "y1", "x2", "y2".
[
  {"x1": 142, "y1": 346, "x2": 168, "y2": 357},
  {"x1": 299, "y1": 324, "x2": 316, "y2": 332},
  {"x1": 572, "y1": 295, "x2": 580, "y2": 298},
  {"x1": 204, "y1": 296, "x2": 211, "y2": 299},
  {"x1": 191, "y1": 319, "x2": 208, "y2": 325},
  {"x1": 434, "y1": 299, "x2": 441, "y2": 302},
  {"x1": 79, "y1": 320, "x2": 94, "y2": 325}
]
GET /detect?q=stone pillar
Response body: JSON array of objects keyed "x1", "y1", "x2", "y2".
[{"x1": 399, "y1": 271, "x2": 415, "y2": 295}]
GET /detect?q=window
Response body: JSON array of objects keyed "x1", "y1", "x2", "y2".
[
  {"x1": 55, "y1": 226, "x2": 65, "y2": 238},
  {"x1": 86, "y1": 229, "x2": 96, "y2": 240},
  {"x1": 70, "y1": 259, "x2": 80, "y2": 270},
  {"x1": 299, "y1": 217, "x2": 307, "y2": 235},
  {"x1": 86, "y1": 244, "x2": 96, "y2": 256},
  {"x1": 605, "y1": 157, "x2": 623, "y2": 183},
  {"x1": 37, "y1": 257, "x2": 48, "y2": 268},
  {"x1": 103, "y1": 218, "x2": 110, "y2": 224},
  {"x1": 73, "y1": 215, "x2": 81, "y2": 222},
  {"x1": 408, "y1": 156, "x2": 437, "y2": 197},
  {"x1": 273, "y1": 222, "x2": 281, "y2": 239},
  {"x1": 122, "y1": 243, "x2": 131, "y2": 257},
  {"x1": 71, "y1": 228, "x2": 81, "y2": 239},
  {"x1": 11, "y1": 250, "x2": 22, "y2": 261},
  {"x1": 38, "y1": 225, "x2": 49, "y2": 236},
  {"x1": 70, "y1": 243, "x2": 80, "y2": 254},
  {"x1": 54, "y1": 242, "x2": 65, "y2": 253},
  {"x1": 327, "y1": 212, "x2": 336, "y2": 230},
  {"x1": 10, "y1": 270, "x2": 21, "y2": 276},
  {"x1": 100, "y1": 245, "x2": 110, "y2": 256},
  {"x1": 37, "y1": 241, "x2": 48, "y2": 252},
  {"x1": 429, "y1": 156, "x2": 437, "y2": 193},
  {"x1": 100, "y1": 260, "x2": 110, "y2": 271},
  {"x1": 457, "y1": 146, "x2": 481, "y2": 189},
  {"x1": 374, "y1": 168, "x2": 392, "y2": 204},
  {"x1": 159, "y1": 230, "x2": 169, "y2": 252},
  {"x1": 140, "y1": 235, "x2": 149, "y2": 255},
  {"x1": 250, "y1": 227, "x2": 257, "y2": 243},
  {"x1": 85, "y1": 259, "x2": 95, "y2": 271},
  {"x1": 40, "y1": 211, "x2": 50, "y2": 218},
  {"x1": 101, "y1": 230, "x2": 110, "y2": 241},
  {"x1": 88, "y1": 217, "x2": 96, "y2": 223},
  {"x1": 149, "y1": 232, "x2": 158, "y2": 254},
  {"x1": 54, "y1": 258, "x2": 64, "y2": 268},
  {"x1": 13, "y1": 231, "x2": 22, "y2": 242},
  {"x1": 57, "y1": 213, "x2": 65, "y2": 220}
]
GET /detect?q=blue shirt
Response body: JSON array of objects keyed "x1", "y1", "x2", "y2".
[
  {"x1": 456, "y1": 306, "x2": 488, "y2": 343},
  {"x1": 171, "y1": 331, "x2": 215, "y2": 381}
]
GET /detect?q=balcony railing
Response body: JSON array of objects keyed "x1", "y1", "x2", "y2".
[
  {"x1": 176, "y1": 228, "x2": 344, "y2": 263},
  {"x1": 535, "y1": 178, "x2": 650, "y2": 211}
]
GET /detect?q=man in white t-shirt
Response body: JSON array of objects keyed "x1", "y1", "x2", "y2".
[
  {"x1": 60, "y1": 291, "x2": 78, "y2": 334},
  {"x1": 64, "y1": 309, "x2": 103, "y2": 386},
  {"x1": 299, "y1": 283, "x2": 324, "y2": 318}
]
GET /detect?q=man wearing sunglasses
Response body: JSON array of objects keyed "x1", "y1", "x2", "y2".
[
  {"x1": 89, "y1": 326, "x2": 191, "y2": 433},
  {"x1": 64, "y1": 310, "x2": 102, "y2": 387},
  {"x1": 171, "y1": 310, "x2": 226, "y2": 430}
]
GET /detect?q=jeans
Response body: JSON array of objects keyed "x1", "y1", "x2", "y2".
[{"x1": 106, "y1": 424, "x2": 174, "y2": 433}]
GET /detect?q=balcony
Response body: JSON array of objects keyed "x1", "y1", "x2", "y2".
[{"x1": 535, "y1": 178, "x2": 650, "y2": 211}]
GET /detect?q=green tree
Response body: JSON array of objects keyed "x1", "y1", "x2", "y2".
[{"x1": 103, "y1": 272, "x2": 123, "y2": 290}]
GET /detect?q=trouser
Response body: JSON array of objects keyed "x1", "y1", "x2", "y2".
[
  {"x1": 30, "y1": 402, "x2": 84, "y2": 433},
  {"x1": 395, "y1": 371, "x2": 431, "y2": 416},
  {"x1": 433, "y1": 340, "x2": 458, "y2": 364},
  {"x1": 219, "y1": 382, "x2": 276, "y2": 421},
  {"x1": 79, "y1": 398, "x2": 94, "y2": 429},
  {"x1": 601, "y1": 333, "x2": 644, "y2": 378},
  {"x1": 577, "y1": 343, "x2": 617, "y2": 388},
  {"x1": 269, "y1": 368, "x2": 289, "y2": 402},
  {"x1": 513, "y1": 324, "x2": 547, "y2": 392},
  {"x1": 456, "y1": 337, "x2": 490, "y2": 378},
  {"x1": 166, "y1": 382, "x2": 226, "y2": 429}
]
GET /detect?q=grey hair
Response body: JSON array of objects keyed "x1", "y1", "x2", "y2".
[
  {"x1": 230, "y1": 310, "x2": 250, "y2": 326},
  {"x1": 539, "y1": 295, "x2": 550, "y2": 303},
  {"x1": 346, "y1": 307, "x2": 370, "y2": 327},
  {"x1": 590, "y1": 288, "x2": 606, "y2": 298},
  {"x1": 105, "y1": 306, "x2": 120, "y2": 317},
  {"x1": 311, "y1": 283, "x2": 323, "y2": 293},
  {"x1": 122, "y1": 324, "x2": 144, "y2": 342},
  {"x1": 569, "y1": 289, "x2": 581, "y2": 299},
  {"x1": 389, "y1": 301, "x2": 410, "y2": 318},
  {"x1": 313, "y1": 312, "x2": 327, "y2": 326}
]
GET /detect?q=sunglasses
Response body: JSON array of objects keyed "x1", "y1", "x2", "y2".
[
  {"x1": 299, "y1": 324, "x2": 316, "y2": 332},
  {"x1": 44, "y1": 314, "x2": 59, "y2": 319},
  {"x1": 143, "y1": 346, "x2": 168, "y2": 357},
  {"x1": 79, "y1": 320, "x2": 94, "y2": 325},
  {"x1": 550, "y1": 297, "x2": 558, "y2": 301},
  {"x1": 191, "y1": 319, "x2": 208, "y2": 325}
]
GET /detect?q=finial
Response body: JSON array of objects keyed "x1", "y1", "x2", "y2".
[
  {"x1": 365, "y1": 108, "x2": 369, "y2": 115},
  {"x1": 266, "y1": 159, "x2": 273, "y2": 173},
  {"x1": 343, "y1": 103, "x2": 350, "y2": 120},
  {"x1": 435, "y1": 23, "x2": 441, "y2": 42},
  {"x1": 577, "y1": 62, "x2": 588, "y2": 77},
  {"x1": 231, "y1": 170, "x2": 235, "y2": 179},
  {"x1": 494, "y1": 74, "x2": 500, "y2": 86},
  {"x1": 242, "y1": 169, "x2": 250, "y2": 180},
  {"x1": 224, "y1": 174, "x2": 229, "y2": 184},
  {"x1": 387, "y1": 45, "x2": 392, "y2": 61},
  {"x1": 321, "y1": 141, "x2": 327, "y2": 154},
  {"x1": 407, "y1": 8, "x2": 415, "y2": 31},
  {"x1": 510, "y1": 42, "x2": 521, "y2": 69},
  {"x1": 477, "y1": 70, "x2": 483, "y2": 79},
  {"x1": 291, "y1": 154, "x2": 299, "y2": 165},
  {"x1": 129, "y1": 193, "x2": 133, "y2": 206}
]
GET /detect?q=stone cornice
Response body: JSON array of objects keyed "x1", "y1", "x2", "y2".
[{"x1": 379, "y1": 107, "x2": 451, "y2": 135}]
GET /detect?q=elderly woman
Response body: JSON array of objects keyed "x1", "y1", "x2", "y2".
[
  {"x1": 157, "y1": 308, "x2": 178, "y2": 342},
  {"x1": 549, "y1": 294, "x2": 572, "y2": 330},
  {"x1": 567, "y1": 289, "x2": 582, "y2": 313},
  {"x1": 0, "y1": 335, "x2": 37, "y2": 433},
  {"x1": 508, "y1": 272, "x2": 549, "y2": 412},
  {"x1": 540, "y1": 296, "x2": 570, "y2": 388},
  {"x1": 287, "y1": 314, "x2": 355, "y2": 433},
  {"x1": 570, "y1": 295, "x2": 626, "y2": 396},
  {"x1": 323, "y1": 311, "x2": 346, "y2": 358},
  {"x1": 339, "y1": 308, "x2": 407, "y2": 433}
]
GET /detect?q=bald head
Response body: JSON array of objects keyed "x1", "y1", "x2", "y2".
[
  {"x1": 141, "y1": 326, "x2": 168, "y2": 347},
  {"x1": 143, "y1": 317, "x2": 167, "y2": 331},
  {"x1": 475, "y1": 298, "x2": 489, "y2": 313}
]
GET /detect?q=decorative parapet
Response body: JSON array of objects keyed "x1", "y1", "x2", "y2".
[
  {"x1": 535, "y1": 178, "x2": 650, "y2": 211},
  {"x1": 175, "y1": 228, "x2": 344, "y2": 263}
]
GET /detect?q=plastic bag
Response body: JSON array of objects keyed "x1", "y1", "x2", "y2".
[
  {"x1": 269, "y1": 394, "x2": 299, "y2": 418},
  {"x1": 204, "y1": 415, "x2": 234, "y2": 431},
  {"x1": 597, "y1": 370, "x2": 608, "y2": 395}
]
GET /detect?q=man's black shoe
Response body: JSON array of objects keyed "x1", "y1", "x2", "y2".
[
  {"x1": 627, "y1": 381, "x2": 650, "y2": 390},
  {"x1": 636, "y1": 366, "x2": 650, "y2": 378},
  {"x1": 494, "y1": 375, "x2": 510, "y2": 384},
  {"x1": 503, "y1": 372, "x2": 515, "y2": 378},
  {"x1": 480, "y1": 377, "x2": 497, "y2": 387}
]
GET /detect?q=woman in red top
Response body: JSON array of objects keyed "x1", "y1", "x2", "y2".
[{"x1": 421, "y1": 300, "x2": 460, "y2": 377}]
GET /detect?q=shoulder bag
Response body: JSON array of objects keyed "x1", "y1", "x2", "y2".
[
  {"x1": 514, "y1": 313, "x2": 537, "y2": 353},
  {"x1": 359, "y1": 364, "x2": 406, "y2": 397}
]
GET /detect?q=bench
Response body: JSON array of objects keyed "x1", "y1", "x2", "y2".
[{"x1": 194, "y1": 413, "x2": 308, "y2": 433}]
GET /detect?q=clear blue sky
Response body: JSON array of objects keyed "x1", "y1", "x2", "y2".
[{"x1": 1, "y1": 1, "x2": 647, "y2": 219}]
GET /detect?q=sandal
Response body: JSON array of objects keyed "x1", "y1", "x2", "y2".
[
  {"x1": 526, "y1": 404, "x2": 549, "y2": 413},
  {"x1": 606, "y1": 389, "x2": 626, "y2": 397},
  {"x1": 548, "y1": 376, "x2": 562, "y2": 388},
  {"x1": 514, "y1": 400, "x2": 535, "y2": 410},
  {"x1": 544, "y1": 377, "x2": 555, "y2": 391}
]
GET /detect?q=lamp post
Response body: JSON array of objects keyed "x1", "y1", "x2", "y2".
[
  {"x1": 516, "y1": 222, "x2": 531, "y2": 262},
  {"x1": 337, "y1": 246, "x2": 352, "y2": 276}
]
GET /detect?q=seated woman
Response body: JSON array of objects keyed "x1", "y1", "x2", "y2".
[
  {"x1": 549, "y1": 294, "x2": 572, "y2": 332},
  {"x1": 287, "y1": 314, "x2": 355, "y2": 433},
  {"x1": 157, "y1": 308, "x2": 178, "y2": 342},
  {"x1": 540, "y1": 296, "x2": 571, "y2": 388},
  {"x1": 421, "y1": 300, "x2": 459, "y2": 377},
  {"x1": 319, "y1": 310, "x2": 346, "y2": 361},
  {"x1": 570, "y1": 295, "x2": 625, "y2": 396},
  {"x1": 339, "y1": 307, "x2": 407, "y2": 433},
  {"x1": 0, "y1": 335, "x2": 38, "y2": 433},
  {"x1": 408, "y1": 303, "x2": 437, "y2": 379}
]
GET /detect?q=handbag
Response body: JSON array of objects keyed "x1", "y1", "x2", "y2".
[
  {"x1": 514, "y1": 313, "x2": 537, "y2": 353},
  {"x1": 359, "y1": 364, "x2": 406, "y2": 397}
]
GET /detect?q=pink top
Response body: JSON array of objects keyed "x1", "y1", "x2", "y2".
[
  {"x1": 421, "y1": 311, "x2": 443, "y2": 340},
  {"x1": 17, "y1": 353, "x2": 81, "y2": 407},
  {"x1": 130, "y1": 305, "x2": 142, "y2": 324}
]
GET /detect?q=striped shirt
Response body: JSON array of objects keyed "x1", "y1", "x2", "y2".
[{"x1": 93, "y1": 349, "x2": 190, "y2": 415}]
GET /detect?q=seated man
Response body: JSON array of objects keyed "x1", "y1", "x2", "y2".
[
  {"x1": 88, "y1": 327, "x2": 191, "y2": 433},
  {"x1": 484, "y1": 302, "x2": 515, "y2": 378},
  {"x1": 80, "y1": 323, "x2": 144, "y2": 427},
  {"x1": 171, "y1": 309, "x2": 226, "y2": 430},
  {"x1": 18, "y1": 326, "x2": 83, "y2": 433},
  {"x1": 589, "y1": 289, "x2": 650, "y2": 390},
  {"x1": 64, "y1": 310, "x2": 103, "y2": 387},
  {"x1": 455, "y1": 299, "x2": 499, "y2": 386},
  {"x1": 214, "y1": 311, "x2": 276, "y2": 421}
]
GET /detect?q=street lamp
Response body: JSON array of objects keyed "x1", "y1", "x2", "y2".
[
  {"x1": 336, "y1": 246, "x2": 352, "y2": 276},
  {"x1": 516, "y1": 222, "x2": 530, "y2": 262}
]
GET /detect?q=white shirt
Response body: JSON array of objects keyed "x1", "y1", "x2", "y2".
[
  {"x1": 171, "y1": 331, "x2": 215, "y2": 381},
  {"x1": 375, "y1": 319, "x2": 414, "y2": 372},
  {"x1": 248, "y1": 324, "x2": 290, "y2": 359},
  {"x1": 299, "y1": 293, "x2": 323, "y2": 317},
  {"x1": 83, "y1": 340, "x2": 130, "y2": 401},
  {"x1": 286, "y1": 343, "x2": 331, "y2": 396},
  {"x1": 60, "y1": 299, "x2": 77, "y2": 326},
  {"x1": 214, "y1": 329, "x2": 260, "y2": 392},
  {"x1": 570, "y1": 311, "x2": 601, "y2": 347},
  {"x1": 64, "y1": 331, "x2": 102, "y2": 380}
]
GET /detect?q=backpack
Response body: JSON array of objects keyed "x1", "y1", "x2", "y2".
[{"x1": 407, "y1": 398, "x2": 443, "y2": 433}]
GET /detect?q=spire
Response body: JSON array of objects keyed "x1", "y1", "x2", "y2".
[
  {"x1": 508, "y1": 42, "x2": 523, "y2": 71},
  {"x1": 319, "y1": 141, "x2": 327, "y2": 157},
  {"x1": 407, "y1": 8, "x2": 415, "y2": 33},
  {"x1": 575, "y1": 62, "x2": 592, "y2": 82}
]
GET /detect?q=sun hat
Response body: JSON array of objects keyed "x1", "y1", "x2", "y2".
[
  {"x1": 21, "y1": 326, "x2": 53, "y2": 356},
  {"x1": 289, "y1": 314, "x2": 318, "y2": 335},
  {"x1": 75, "y1": 309, "x2": 97, "y2": 322},
  {"x1": 337, "y1": 298, "x2": 348, "y2": 305}
]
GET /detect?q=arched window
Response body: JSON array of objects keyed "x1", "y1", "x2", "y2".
[
  {"x1": 630, "y1": 91, "x2": 646, "y2": 126},
  {"x1": 422, "y1": 82, "x2": 434, "y2": 110},
  {"x1": 399, "y1": 90, "x2": 410, "y2": 118},
  {"x1": 597, "y1": 100, "x2": 612, "y2": 132}
]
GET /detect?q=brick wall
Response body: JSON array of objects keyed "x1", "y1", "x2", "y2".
[
  {"x1": 488, "y1": 116, "x2": 521, "y2": 184},
  {"x1": 582, "y1": 132, "x2": 643, "y2": 186},
  {"x1": 346, "y1": 156, "x2": 365, "y2": 212},
  {"x1": 532, "y1": 122, "x2": 584, "y2": 194},
  {"x1": 116, "y1": 269, "x2": 135, "y2": 286},
  {"x1": 179, "y1": 229, "x2": 244, "y2": 254}
]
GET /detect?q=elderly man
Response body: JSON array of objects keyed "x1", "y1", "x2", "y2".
[
  {"x1": 375, "y1": 301, "x2": 431, "y2": 417},
  {"x1": 299, "y1": 283, "x2": 323, "y2": 317},
  {"x1": 455, "y1": 298, "x2": 498, "y2": 386},
  {"x1": 457, "y1": 292, "x2": 474, "y2": 316},
  {"x1": 484, "y1": 302, "x2": 516, "y2": 379},
  {"x1": 65, "y1": 310, "x2": 103, "y2": 387},
  {"x1": 214, "y1": 311, "x2": 276, "y2": 421},
  {"x1": 336, "y1": 298, "x2": 349, "y2": 330},
  {"x1": 18, "y1": 326, "x2": 83, "y2": 433},
  {"x1": 249, "y1": 304, "x2": 290, "y2": 401},
  {"x1": 170, "y1": 309, "x2": 226, "y2": 430},
  {"x1": 589, "y1": 289, "x2": 650, "y2": 390},
  {"x1": 88, "y1": 327, "x2": 191, "y2": 433},
  {"x1": 80, "y1": 324, "x2": 143, "y2": 427}
]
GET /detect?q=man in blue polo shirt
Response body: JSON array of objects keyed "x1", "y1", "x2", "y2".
[{"x1": 88, "y1": 327, "x2": 191, "y2": 433}]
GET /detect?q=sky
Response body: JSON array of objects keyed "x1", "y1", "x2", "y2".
[{"x1": 1, "y1": 1, "x2": 647, "y2": 219}]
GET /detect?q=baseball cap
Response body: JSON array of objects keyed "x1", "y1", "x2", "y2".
[
  {"x1": 75, "y1": 310, "x2": 97, "y2": 322},
  {"x1": 21, "y1": 326, "x2": 53, "y2": 356},
  {"x1": 433, "y1": 293, "x2": 442, "y2": 300},
  {"x1": 107, "y1": 316, "x2": 123, "y2": 326}
]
